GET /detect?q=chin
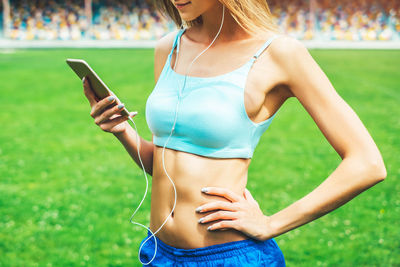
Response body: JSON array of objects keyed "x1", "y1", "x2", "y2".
[
  {"x1": 180, "y1": 15, "x2": 201, "y2": 24},
  {"x1": 180, "y1": 15, "x2": 198, "y2": 21}
]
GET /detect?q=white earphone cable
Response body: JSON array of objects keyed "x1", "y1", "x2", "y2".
[{"x1": 129, "y1": 4, "x2": 225, "y2": 265}]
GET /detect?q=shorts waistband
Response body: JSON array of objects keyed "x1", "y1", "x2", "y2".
[{"x1": 142, "y1": 230, "x2": 276, "y2": 262}]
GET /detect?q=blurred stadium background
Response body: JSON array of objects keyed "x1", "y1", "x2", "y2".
[
  {"x1": 1, "y1": 1, "x2": 399, "y2": 267},
  {"x1": 0, "y1": 0, "x2": 399, "y2": 48}
]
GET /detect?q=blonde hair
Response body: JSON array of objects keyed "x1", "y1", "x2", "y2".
[{"x1": 153, "y1": 0, "x2": 279, "y2": 35}]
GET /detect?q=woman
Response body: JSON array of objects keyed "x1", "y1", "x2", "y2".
[{"x1": 82, "y1": 0, "x2": 387, "y2": 265}]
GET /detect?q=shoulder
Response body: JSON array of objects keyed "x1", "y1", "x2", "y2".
[
  {"x1": 154, "y1": 29, "x2": 180, "y2": 82},
  {"x1": 269, "y1": 34, "x2": 308, "y2": 60},
  {"x1": 268, "y1": 34, "x2": 333, "y2": 99},
  {"x1": 154, "y1": 29, "x2": 180, "y2": 58},
  {"x1": 268, "y1": 35, "x2": 311, "y2": 80}
]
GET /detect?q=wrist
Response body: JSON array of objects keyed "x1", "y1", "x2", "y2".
[
  {"x1": 113, "y1": 127, "x2": 129, "y2": 139},
  {"x1": 262, "y1": 215, "x2": 281, "y2": 240}
]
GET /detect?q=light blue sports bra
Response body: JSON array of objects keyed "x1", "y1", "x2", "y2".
[{"x1": 145, "y1": 29, "x2": 280, "y2": 159}]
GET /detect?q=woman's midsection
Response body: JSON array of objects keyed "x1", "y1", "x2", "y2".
[{"x1": 149, "y1": 146, "x2": 251, "y2": 249}]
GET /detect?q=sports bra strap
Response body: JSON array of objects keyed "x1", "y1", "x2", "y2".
[
  {"x1": 168, "y1": 29, "x2": 280, "y2": 65},
  {"x1": 252, "y1": 34, "x2": 281, "y2": 60},
  {"x1": 169, "y1": 28, "x2": 186, "y2": 58}
]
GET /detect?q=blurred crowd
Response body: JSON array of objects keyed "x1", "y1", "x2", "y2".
[
  {"x1": 2, "y1": 0, "x2": 400, "y2": 41},
  {"x1": 270, "y1": 0, "x2": 400, "y2": 41},
  {"x1": 4, "y1": 0, "x2": 175, "y2": 41}
]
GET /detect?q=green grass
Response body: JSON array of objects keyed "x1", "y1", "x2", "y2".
[{"x1": 0, "y1": 48, "x2": 399, "y2": 266}]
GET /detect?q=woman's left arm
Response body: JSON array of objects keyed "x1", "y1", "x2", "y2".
[{"x1": 197, "y1": 37, "x2": 387, "y2": 240}]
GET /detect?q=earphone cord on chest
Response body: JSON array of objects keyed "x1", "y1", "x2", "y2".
[{"x1": 127, "y1": 4, "x2": 226, "y2": 266}]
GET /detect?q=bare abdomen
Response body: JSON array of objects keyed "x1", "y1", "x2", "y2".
[{"x1": 148, "y1": 146, "x2": 251, "y2": 249}]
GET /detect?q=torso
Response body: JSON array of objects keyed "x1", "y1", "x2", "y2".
[
  {"x1": 150, "y1": 148, "x2": 251, "y2": 248},
  {"x1": 149, "y1": 28, "x2": 292, "y2": 249}
]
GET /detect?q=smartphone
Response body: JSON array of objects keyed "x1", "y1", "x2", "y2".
[{"x1": 66, "y1": 58, "x2": 130, "y2": 116}]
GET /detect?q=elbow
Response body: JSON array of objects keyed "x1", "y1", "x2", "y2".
[
  {"x1": 147, "y1": 144, "x2": 154, "y2": 176},
  {"x1": 365, "y1": 157, "x2": 387, "y2": 183},
  {"x1": 147, "y1": 166, "x2": 153, "y2": 177},
  {"x1": 347, "y1": 149, "x2": 387, "y2": 184}
]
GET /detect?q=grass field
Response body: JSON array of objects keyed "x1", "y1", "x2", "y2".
[{"x1": 0, "y1": 48, "x2": 399, "y2": 267}]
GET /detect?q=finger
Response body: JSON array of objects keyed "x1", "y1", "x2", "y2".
[
  {"x1": 129, "y1": 111, "x2": 138, "y2": 118},
  {"x1": 98, "y1": 113, "x2": 131, "y2": 131},
  {"x1": 245, "y1": 188, "x2": 260, "y2": 207},
  {"x1": 100, "y1": 111, "x2": 137, "y2": 130},
  {"x1": 196, "y1": 201, "x2": 237, "y2": 213},
  {"x1": 244, "y1": 188, "x2": 256, "y2": 202},
  {"x1": 201, "y1": 187, "x2": 242, "y2": 202},
  {"x1": 198, "y1": 211, "x2": 238, "y2": 224},
  {"x1": 95, "y1": 102, "x2": 125, "y2": 125},
  {"x1": 91, "y1": 96, "x2": 117, "y2": 118},
  {"x1": 208, "y1": 220, "x2": 240, "y2": 231},
  {"x1": 83, "y1": 76, "x2": 98, "y2": 106}
]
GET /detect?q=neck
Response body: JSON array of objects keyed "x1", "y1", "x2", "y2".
[{"x1": 192, "y1": 3, "x2": 250, "y2": 44}]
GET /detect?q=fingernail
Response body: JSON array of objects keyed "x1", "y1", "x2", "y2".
[
  {"x1": 201, "y1": 188, "x2": 208, "y2": 193},
  {"x1": 207, "y1": 226, "x2": 212, "y2": 231},
  {"x1": 130, "y1": 111, "x2": 138, "y2": 117},
  {"x1": 108, "y1": 96, "x2": 115, "y2": 102},
  {"x1": 198, "y1": 218, "x2": 204, "y2": 223},
  {"x1": 195, "y1": 207, "x2": 202, "y2": 213},
  {"x1": 118, "y1": 104, "x2": 124, "y2": 109},
  {"x1": 82, "y1": 77, "x2": 85, "y2": 83}
]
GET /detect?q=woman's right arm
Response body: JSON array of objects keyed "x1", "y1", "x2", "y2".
[
  {"x1": 82, "y1": 77, "x2": 155, "y2": 175},
  {"x1": 81, "y1": 31, "x2": 178, "y2": 176},
  {"x1": 113, "y1": 127, "x2": 155, "y2": 176}
]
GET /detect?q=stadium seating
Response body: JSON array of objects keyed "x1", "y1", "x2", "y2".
[{"x1": 2, "y1": 0, "x2": 399, "y2": 41}]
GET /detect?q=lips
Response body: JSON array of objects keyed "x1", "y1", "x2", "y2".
[{"x1": 175, "y1": 1, "x2": 191, "y2": 9}]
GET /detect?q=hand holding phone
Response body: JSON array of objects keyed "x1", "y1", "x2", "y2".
[
  {"x1": 66, "y1": 59, "x2": 137, "y2": 134},
  {"x1": 84, "y1": 77, "x2": 136, "y2": 133}
]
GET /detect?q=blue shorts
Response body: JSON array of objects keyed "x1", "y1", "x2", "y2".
[{"x1": 139, "y1": 230, "x2": 286, "y2": 266}]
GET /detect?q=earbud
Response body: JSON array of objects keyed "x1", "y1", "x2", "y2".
[{"x1": 132, "y1": 4, "x2": 226, "y2": 265}]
